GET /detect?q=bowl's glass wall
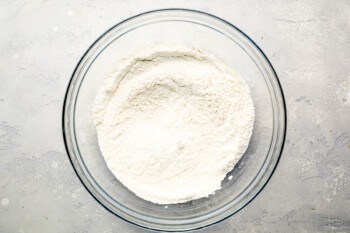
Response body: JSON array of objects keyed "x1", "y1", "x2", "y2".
[{"x1": 64, "y1": 9, "x2": 285, "y2": 231}]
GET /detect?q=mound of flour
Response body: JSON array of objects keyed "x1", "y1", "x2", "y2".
[{"x1": 92, "y1": 45, "x2": 255, "y2": 204}]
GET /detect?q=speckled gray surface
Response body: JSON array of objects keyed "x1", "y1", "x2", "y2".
[{"x1": 1, "y1": 0, "x2": 350, "y2": 232}]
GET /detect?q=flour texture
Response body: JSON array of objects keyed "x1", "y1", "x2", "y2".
[{"x1": 92, "y1": 45, "x2": 255, "y2": 204}]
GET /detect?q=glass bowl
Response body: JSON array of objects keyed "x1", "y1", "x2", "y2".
[{"x1": 63, "y1": 9, "x2": 286, "y2": 232}]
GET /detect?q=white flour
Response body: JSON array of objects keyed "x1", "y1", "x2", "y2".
[{"x1": 92, "y1": 45, "x2": 255, "y2": 204}]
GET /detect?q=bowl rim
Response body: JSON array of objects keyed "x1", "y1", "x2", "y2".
[{"x1": 62, "y1": 8, "x2": 287, "y2": 232}]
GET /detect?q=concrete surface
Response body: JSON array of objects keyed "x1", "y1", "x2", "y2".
[{"x1": 1, "y1": 0, "x2": 350, "y2": 232}]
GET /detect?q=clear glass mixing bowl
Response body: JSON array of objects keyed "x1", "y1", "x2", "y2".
[{"x1": 63, "y1": 9, "x2": 286, "y2": 232}]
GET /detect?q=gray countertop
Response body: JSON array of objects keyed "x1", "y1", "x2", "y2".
[{"x1": 1, "y1": 0, "x2": 349, "y2": 232}]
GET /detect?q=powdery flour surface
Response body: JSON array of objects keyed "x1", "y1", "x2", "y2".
[{"x1": 93, "y1": 45, "x2": 255, "y2": 204}]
